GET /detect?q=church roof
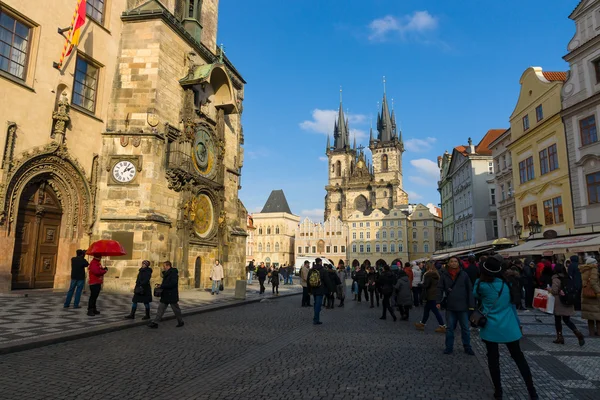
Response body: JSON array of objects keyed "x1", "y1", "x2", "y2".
[{"x1": 261, "y1": 190, "x2": 293, "y2": 214}]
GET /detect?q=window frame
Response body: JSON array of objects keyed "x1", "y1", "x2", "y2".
[
  {"x1": 86, "y1": 0, "x2": 106, "y2": 25},
  {"x1": 539, "y1": 148, "x2": 549, "y2": 175},
  {"x1": 535, "y1": 104, "x2": 543, "y2": 122},
  {"x1": 0, "y1": 8, "x2": 33, "y2": 81},
  {"x1": 72, "y1": 54, "x2": 100, "y2": 113},
  {"x1": 594, "y1": 58, "x2": 600, "y2": 84},
  {"x1": 580, "y1": 115, "x2": 598, "y2": 146},
  {"x1": 522, "y1": 114, "x2": 530, "y2": 131},
  {"x1": 587, "y1": 172, "x2": 600, "y2": 204},
  {"x1": 548, "y1": 144, "x2": 558, "y2": 172}
]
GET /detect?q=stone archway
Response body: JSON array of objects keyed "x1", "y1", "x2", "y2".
[{"x1": 0, "y1": 146, "x2": 94, "y2": 291}]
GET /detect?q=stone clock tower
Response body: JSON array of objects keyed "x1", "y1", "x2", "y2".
[{"x1": 97, "y1": 0, "x2": 247, "y2": 291}]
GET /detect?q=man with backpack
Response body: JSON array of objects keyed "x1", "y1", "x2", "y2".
[{"x1": 307, "y1": 258, "x2": 332, "y2": 325}]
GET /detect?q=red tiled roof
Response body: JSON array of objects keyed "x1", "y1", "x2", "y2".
[
  {"x1": 454, "y1": 145, "x2": 467, "y2": 155},
  {"x1": 476, "y1": 129, "x2": 506, "y2": 155},
  {"x1": 542, "y1": 71, "x2": 567, "y2": 82}
]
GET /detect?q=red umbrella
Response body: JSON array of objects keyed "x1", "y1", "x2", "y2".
[{"x1": 86, "y1": 240, "x2": 127, "y2": 256}]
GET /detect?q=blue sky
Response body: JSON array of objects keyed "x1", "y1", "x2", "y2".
[{"x1": 218, "y1": 0, "x2": 577, "y2": 222}]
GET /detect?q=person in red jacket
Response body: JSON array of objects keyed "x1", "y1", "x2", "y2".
[
  {"x1": 87, "y1": 254, "x2": 108, "y2": 316},
  {"x1": 403, "y1": 262, "x2": 414, "y2": 287}
]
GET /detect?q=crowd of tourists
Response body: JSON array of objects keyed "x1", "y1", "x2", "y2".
[{"x1": 301, "y1": 252, "x2": 600, "y2": 400}]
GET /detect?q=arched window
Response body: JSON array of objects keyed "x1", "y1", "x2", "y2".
[
  {"x1": 258, "y1": 243, "x2": 263, "y2": 252},
  {"x1": 267, "y1": 227, "x2": 271, "y2": 235},
  {"x1": 336, "y1": 160, "x2": 341, "y2": 177},
  {"x1": 266, "y1": 243, "x2": 271, "y2": 252},
  {"x1": 413, "y1": 243, "x2": 418, "y2": 253},
  {"x1": 424, "y1": 243, "x2": 429, "y2": 253},
  {"x1": 275, "y1": 242, "x2": 280, "y2": 252},
  {"x1": 331, "y1": 163, "x2": 335, "y2": 173},
  {"x1": 382, "y1": 154, "x2": 388, "y2": 172},
  {"x1": 258, "y1": 228, "x2": 263, "y2": 235},
  {"x1": 187, "y1": 0, "x2": 202, "y2": 19},
  {"x1": 275, "y1": 226, "x2": 280, "y2": 234}
]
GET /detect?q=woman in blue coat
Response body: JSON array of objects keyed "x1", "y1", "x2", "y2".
[{"x1": 474, "y1": 257, "x2": 537, "y2": 400}]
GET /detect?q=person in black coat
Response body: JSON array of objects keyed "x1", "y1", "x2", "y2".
[
  {"x1": 378, "y1": 265, "x2": 397, "y2": 321},
  {"x1": 307, "y1": 258, "x2": 332, "y2": 325},
  {"x1": 325, "y1": 265, "x2": 339, "y2": 309},
  {"x1": 148, "y1": 261, "x2": 184, "y2": 329},
  {"x1": 354, "y1": 265, "x2": 369, "y2": 303},
  {"x1": 271, "y1": 267, "x2": 280, "y2": 295},
  {"x1": 125, "y1": 260, "x2": 153, "y2": 320},
  {"x1": 256, "y1": 262, "x2": 268, "y2": 294},
  {"x1": 367, "y1": 267, "x2": 380, "y2": 308}
]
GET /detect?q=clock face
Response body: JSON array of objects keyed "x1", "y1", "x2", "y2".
[
  {"x1": 112, "y1": 160, "x2": 137, "y2": 183},
  {"x1": 192, "y1": 128, "x2": 216, "y2": 178}
]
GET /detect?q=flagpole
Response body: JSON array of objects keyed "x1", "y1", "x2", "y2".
[{"x1": 55, "y1": 0, "x2": 83, "y2": 69}]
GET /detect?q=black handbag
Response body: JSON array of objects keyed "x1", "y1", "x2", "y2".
[
  {"x1": 134, "y1": 286, "x2": 144, "y2": 295},
  {"x1": 153, "y1": 286, "x2": 163, "y2": 298},
  {"x1": 470, "y1": 282, "x2": 504, "y2": 328},
  {"x1": 219, "y1": 282, "x2": 224, "y2": 291}
]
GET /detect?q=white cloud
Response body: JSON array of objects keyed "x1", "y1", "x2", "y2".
[
  {"x1": 404, "y1": 137, "x2": 437, "y2": 153},
  {"x1": 245, "y1": 146, "x2": 270, "y2": 160},
  {"x1": 410, "y1": 158, "x2": 439, "y2": 179},
  {"x1": 300, "y1": 208, "x2": 325, "y2": 222},
  {"x1": 368, "y1": 11, "x2": 438, "y2": 42},
  {"x1": 408, "y1": 176, "x2": 433, "y2": 187},
  {"x1": 300, "y1": 109, "x2": 367, "y2": 138},
  {"x1": 318, "y1": 156, "x2": 328, "y2": 162},
  {"x1": 406, "y1": 190, "x2": 423, "y2": 200}
]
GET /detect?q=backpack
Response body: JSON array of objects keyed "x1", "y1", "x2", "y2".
[
  {"x1": 308, "y1": 269, "x2": 322, "y2": 288},
  {"x1": 559, "y1": 276, "x2": 577, "y2": 306},
  {"x1": 503, "y1": 274, "x2": 522, "y2": 306}
]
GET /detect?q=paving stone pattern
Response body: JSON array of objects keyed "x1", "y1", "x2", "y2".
[
  {"x1": 0, "y1": 293, "x2": 495, "y2": 400},
  {"x1": 0, "y1": 281, "x2": 300, "y2": 349}
]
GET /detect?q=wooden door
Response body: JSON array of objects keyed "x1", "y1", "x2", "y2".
[{"x1": 11, "y1": 183, "x2": 62, "y2": 289}]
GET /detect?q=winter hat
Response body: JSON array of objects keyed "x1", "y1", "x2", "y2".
[
  {"x1": 585, "y1": 257, "x2": 598, "y2": 265},
  {"x1": 391, "y1": 264, "x2": 399, "y2": 271},
  {"x1": 142, "y1": 260, "x2": 150, "y2": 267},
  {"x1": 482, "y1": 257, "x2": 503, "y2": 275}
]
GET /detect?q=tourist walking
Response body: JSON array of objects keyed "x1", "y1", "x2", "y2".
[
  {"x1": 300, "y1": 260, "x2": 311, "y2": 306},
  {"x1": 271, "y1": 266, "x2": 280, "y2": 295},
  {"x1": 148, "y1": 261, "x2": 184, "y2": 329},
  {"x1": 325, "y1": 265, "x2": 339, "y2": 308},
  {"x1": 438, "y1": 256, "x2": 475, "y2": 355},
  {"x1": 415, "y1": 261, "x2": 446, "y2": 333},
  {"x1": 125, "y1": 260, "x2": 153, "y2": 320},
  {"x1": 464, "y1": 254, "x2": 479, "y2": 285},
  {"x1": 87, "y1": 254, "x2": 107, "y2": 316},
  {"x1": 256, "y1": 262, "x2": 268, "y2": 294},
  {"x1": 336, "y1": 264, "x2": 346, "y2": 307},
  {"x1": 550, "y1": 263, "x2": 585, "y2": 346},
  {"x1": 522, "y1": 260, "x2": 535, "y2": 308},
  {"x1": 395, "y1": 269, "x2": 412, "y2": 320},
  {"x1": 307, "y1": 258, "x2": 331, "y2": 325},
  {"x1": 354, "y1": 265, "x2": 369, "y2": 303},
  {"x1": 210, "y1": 260, "x2": 224, "y2": 295},
  {"x1": 367, "y1": 266, "x2": 380, "y2": 308},
  {"x1": 63, "y1": 249, "x2": 89, "y2": 309},
  {"x1": 378, "y1": 265, "x2": 397, "y2": 321},
  {"x1": 474, "y1": 257, "x2": 538, "y2": 400},
  {"x1": 247, "y1": 259, "x2": 255, "y2": 284},
  {"x1": 280, "y1": 263, "x2": 288, "y2": 285},
  {"x1": 287, "y1": 264, "x2": 294, "y2": 285},
  {"x1": 579, "y1": 256, "x2": 600, "y2": 336},
  {"x1": 411, "y1": 261, "x2": 423, "y2": 307}
]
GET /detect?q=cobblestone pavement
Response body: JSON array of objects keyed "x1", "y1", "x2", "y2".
[
  {"x1": 1, "y1": 289, "x2": 598, "y2": 399},
  {"x1": 0, "y1": 279, "x2": 301, "y2": 352},
  {"x1": 0, "y1": 290, "x2": 495, "y2": 400},
  {"x1": 471, "y1": 309, "x2": 600, "y2": 400}
]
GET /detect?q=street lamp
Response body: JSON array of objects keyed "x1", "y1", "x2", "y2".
[
  {"x1": 528, "y1": 220, "x2": 542, "y2": 235},
  {"x1": 514, "y1": 221, "x2": 523, "y2": 237}
]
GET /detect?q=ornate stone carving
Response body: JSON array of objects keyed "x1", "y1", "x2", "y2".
[
  {"x1": 51, "y1": 93, "x2": 70, "y2": 145},
  {"x1": 2, "y1": 122, "x2": 17, "y2": 171},
  {"x1": 132, "y1": 136, "x2": 141, "y2": 147},
  {"x1": 120, "y1": 136, "x2": 129, "y2": 147}
]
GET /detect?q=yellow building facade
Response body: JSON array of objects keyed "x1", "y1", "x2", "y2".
[{"x1": 508, "y1": 67, "x2": 574, "y2": 236}]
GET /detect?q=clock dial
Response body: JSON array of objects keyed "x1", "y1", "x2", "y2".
[
  {"x1": 192, "y1": 194, "x2": 214, "y2": 238},
  {"x1": 192, "y1": 128, "x2": 216, "y2": 178},
  {"x1": 112, "y1": 160, "x2": 137, "y2": 183}
]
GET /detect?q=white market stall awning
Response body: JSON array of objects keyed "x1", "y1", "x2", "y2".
[
  {"x1": 499, "y1": 233, "x2": 600, "y2": 257},
  {"x1": 430, "y1": 246, "x2": 495, "y2": 261}
]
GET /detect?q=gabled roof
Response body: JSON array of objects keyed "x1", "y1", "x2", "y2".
[
  {"x1": 260, "y1": 190, "x2": 293, "y2": 214},
  {"x1": 542, "y1": 71, "x2": 567, "y2": 82},
  {"x1": 476, "y1": 129, "x2": 506, "y2": 155}
]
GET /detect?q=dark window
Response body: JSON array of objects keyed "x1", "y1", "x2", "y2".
[
  {"x1": 587, "y1": 172, "x2": 600, "y2": 204},
  {"x1": 87, "y1": 0, "x2": 105, "y2": 24},
  {"x1": 594, "y1": 59, "x2": 600, "y2": 84},
  {"x1": 519, "y1": 160, "x2": 527, "y2": 183},
  {"x1": 381, "y1": 154, "x2": 388, "y2": 172},
  {"x1": 580, "y1": 115, "x2": 598, "y2": 146},
  {"x1": 548, "y1": 144, "x2": 558, "y2": 171},
  {"x1": 539, "y1": 149, "x2": 548, "y2": 175},
  {"x1": 523, "y1": 115, "x2": 530, "y2": 131},
  {"x1": 0, "y1": 10, "x2": 31, "y2": 79},
  {"x1": 536, "y1": 105, "x2": 543, "y2": 122},
  {"x1": 526, "y1": 157, "x2": 534, "y2": 181},
  {"x1": 72, "y1": 56, "x2": 99, "y2": 112}
]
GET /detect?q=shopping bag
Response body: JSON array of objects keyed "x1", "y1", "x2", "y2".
[{"x1": 533, "y1": 289, "x2": 555, "y2": 314}]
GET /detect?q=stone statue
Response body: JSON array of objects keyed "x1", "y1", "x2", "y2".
[{"x1": 52, "y1": 92, "x2": 70, "y2": 144}]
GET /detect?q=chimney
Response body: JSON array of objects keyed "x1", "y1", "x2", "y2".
[{"x1": 468, "y1": 137, "x2": 475, "y2": 154}]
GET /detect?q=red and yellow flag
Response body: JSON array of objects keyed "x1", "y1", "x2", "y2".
[{"x1": 57, "y1": 0, "x2": 87, "y2": 68}]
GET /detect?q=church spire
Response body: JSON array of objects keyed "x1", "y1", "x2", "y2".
[
  {"x1": 333, "y1": 87, "x2": 349, "y2": 150},
  {"x1": 326, "y1": 134, "x2": 330, "y2": 153},
  {"x1": 377, "y1": 77, "x2": 394, "y2": 143}
]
